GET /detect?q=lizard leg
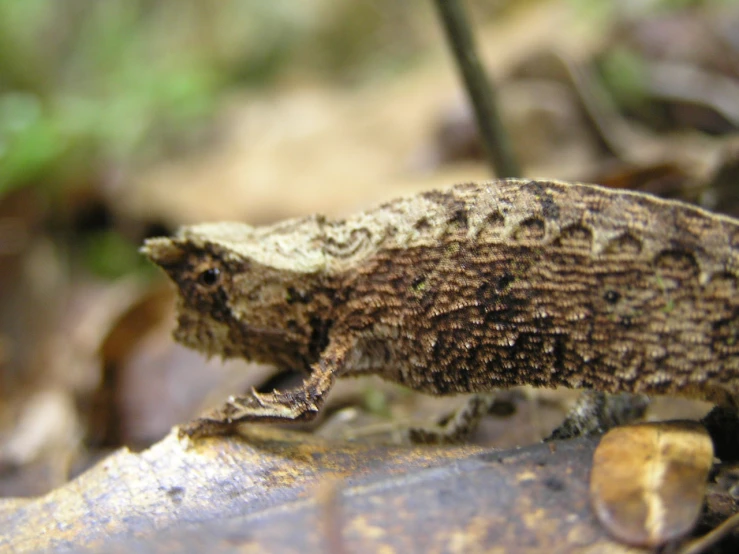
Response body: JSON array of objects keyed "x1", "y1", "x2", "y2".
[
  {"x1": 179, "y1": 364, "x2": 336, "y2": 439},
  {"x1": 407, "y1": 393, "x2": 500, "y2": 444},
  {"x1": 546, "y1": 391, "x2": 650, "y2": 441}
]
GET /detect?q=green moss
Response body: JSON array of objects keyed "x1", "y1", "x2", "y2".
[{"x1": 411, "y1": 278, "x2": 427, "y2": 294}]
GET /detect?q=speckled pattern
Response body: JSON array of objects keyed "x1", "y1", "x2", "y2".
[{"x1": 142, "y1": 179, "x2": 739, "y2": 438}]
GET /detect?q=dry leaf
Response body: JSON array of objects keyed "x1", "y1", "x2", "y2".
[
  {"x1": 590, "y1": 421, "x2": 714, "y2": 547},
  {"x1": 0, "y1": 430, "x2": 654, "y2": 554}
]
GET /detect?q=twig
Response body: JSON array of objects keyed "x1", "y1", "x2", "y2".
[
  {"x1": 432, "y1": 0, "x2": 520, "y2": 177},
  {"x1": 677, "y1": 511, "x2": 739, "y2": 554},
  {"x1": 317, "y1": 478, "x2": 347, "y2": 554}
]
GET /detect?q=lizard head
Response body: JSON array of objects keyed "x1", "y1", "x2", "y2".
[{"x1": 141, "y1": 220, "x2": 332, "y2": 369}]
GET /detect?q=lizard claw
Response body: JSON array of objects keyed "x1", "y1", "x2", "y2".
[
  {"x1": 177, "y1": 417, "x2": 236, "y2": 440},
  {"x1": 250, "y1": 387, "x2": 270, "y2": 407}
]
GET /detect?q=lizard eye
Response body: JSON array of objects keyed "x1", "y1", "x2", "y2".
[{"x1": 198, "y1": 267, "x2": 221, "y2": 287}]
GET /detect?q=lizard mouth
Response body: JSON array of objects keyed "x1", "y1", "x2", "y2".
[
  {"x1": 172, "y1": 304, "x2": 233, "y2": 358},
  {"x1": 143, "y1": 238, "x2": 224, "y2": 354}
]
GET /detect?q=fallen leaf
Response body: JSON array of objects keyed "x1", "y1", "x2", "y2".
[
  {"x1": 0, "y1": 430, "x2": 650, "y2": 554},
  {"x1": 590, "y1": 421, "x2": 714, "y2": 547}
]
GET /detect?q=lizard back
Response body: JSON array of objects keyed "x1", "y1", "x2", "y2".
[{"x1": 329, "y1": 180, "x2": 739, "y2": 406}]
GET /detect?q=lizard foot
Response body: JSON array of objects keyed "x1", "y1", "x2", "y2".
[
  {"x1": 407, "y1": 393, "x2": 500, "y2": 444},
  {"x1": 547, "y1": 391, "x2": 650, "y2": 441}
]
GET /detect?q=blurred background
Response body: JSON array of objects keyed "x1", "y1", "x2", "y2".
[{"x1": 1, "y1": 0, "x2": 739, "y2": 497}]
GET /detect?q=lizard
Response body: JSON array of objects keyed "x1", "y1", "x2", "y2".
[{"x1": 141, "y1": 179, "x2": 739, "y2": 440}]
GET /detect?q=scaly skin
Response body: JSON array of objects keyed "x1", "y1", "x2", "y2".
[{"x1": 142, "y1": 179, "x2": 739, "y2": 438}]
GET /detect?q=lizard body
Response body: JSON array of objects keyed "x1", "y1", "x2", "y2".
[{"x1": 142, "y1": 179, "x2": 739, "y2": 437}]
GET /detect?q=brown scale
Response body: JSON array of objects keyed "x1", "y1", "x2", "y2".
[{"x1": 142, "y1": 179, "x2": 739, "y2": 438}]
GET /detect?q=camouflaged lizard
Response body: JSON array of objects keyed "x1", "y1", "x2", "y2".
[{"x1": 142, "y1": 179, "x2": 739, "y2": 439}]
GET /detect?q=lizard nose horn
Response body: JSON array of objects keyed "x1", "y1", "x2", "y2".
[{"x1": 140, "y1": 237, "x2": 186, "y2": 267}]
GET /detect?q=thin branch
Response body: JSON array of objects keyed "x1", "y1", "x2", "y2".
[{"x1": 432, "y1": 0, "x2": 521, "y2": 177}]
